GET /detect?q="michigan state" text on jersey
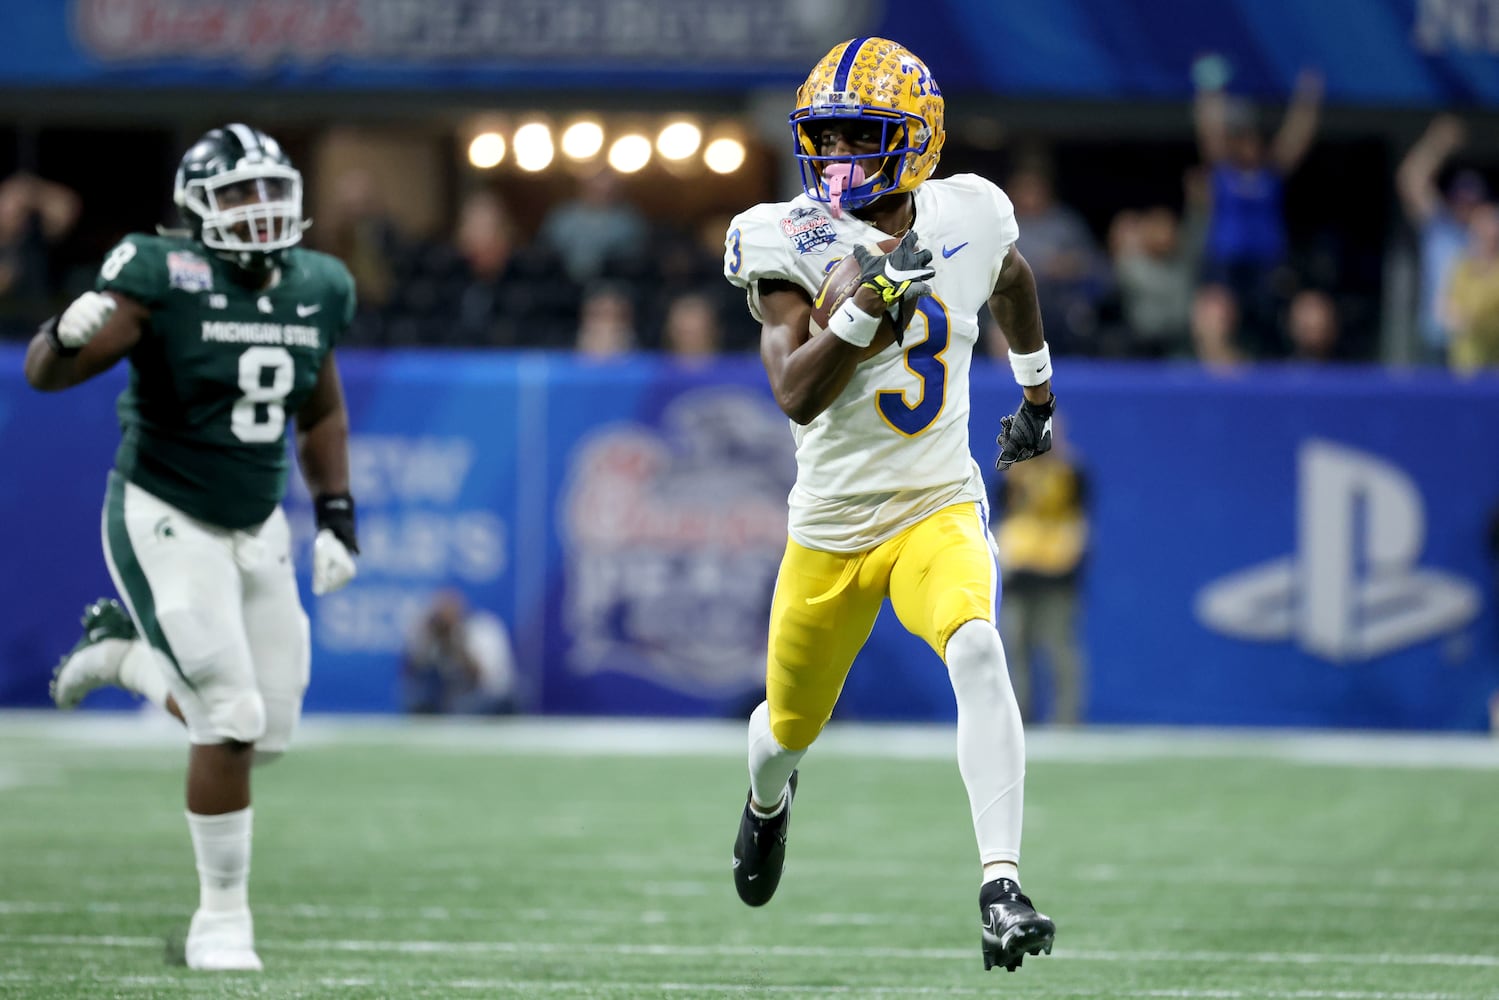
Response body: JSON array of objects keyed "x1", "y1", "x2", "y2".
[{"x1": 97, "y1": 233, "x2": 354, "y2": 530}]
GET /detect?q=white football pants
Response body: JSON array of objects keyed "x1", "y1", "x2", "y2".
[{"x1": 101, "y1": 473, "x2": 310, "y2": 751}]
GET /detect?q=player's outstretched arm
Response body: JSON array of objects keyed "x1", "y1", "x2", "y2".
[
  {"x1": 23, "y1": 291, "x2": 145, "y2": 392},
  {"x1": 988, "y1": 247, "x2": 1051, "y2": 404},
  {"x1": 758, "y1": 278, "x2": 869, "y2": 425},
  {"x1": 296, "y1": 353, "x2": 359, "y2": 594},
  {"x1": 989, "y1": 247, "x2": 1055, "y2": 471}
]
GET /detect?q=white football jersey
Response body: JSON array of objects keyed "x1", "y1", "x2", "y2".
[{"x1": 724, "y1": 174, "x2": 1020, "y2": 552}]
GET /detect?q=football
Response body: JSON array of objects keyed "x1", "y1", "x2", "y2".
[{"x1": 809, "y1": 236, "x2": 901, "y2": 360}]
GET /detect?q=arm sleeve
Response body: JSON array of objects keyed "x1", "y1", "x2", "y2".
[
  {"x1": 94, "y1": 234, "x2": 167, "y2": 308},
  {"x1": 723, "y1": 207, "x2": 803, "y2": 324},
  {"x1": 941, "y1": 175, "x2": 1022, "y2": 292},
  {"x1": 980, "y1": 179, "x2": 1022, "y2": 292}
]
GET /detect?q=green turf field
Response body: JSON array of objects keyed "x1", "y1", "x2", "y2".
[{"x1": 1, "y1": 714, "x2": 1496, "y2": 999}]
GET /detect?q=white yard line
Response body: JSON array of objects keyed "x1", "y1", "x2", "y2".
[
  {"x1": 4, "y1": 933, "x2": 1497, "y2": 969},
  {"x1": 0, "y1": 971, "x2": 1489, "y2": 999},
  {"x1": 6, "y1": 894, "x2": 1498, "y2": 928},
  {"x1": 1, "y1": 711, "x2": 1496, "y2": 769},
  {"x1": 0, "y1": 763, "x2": 57, "y2": 791}
]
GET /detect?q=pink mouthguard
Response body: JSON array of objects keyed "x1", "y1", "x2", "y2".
[{"x1": 823, "y1": 163, "x2": 867, "y2": 218}]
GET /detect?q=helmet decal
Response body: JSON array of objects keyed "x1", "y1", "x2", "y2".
[{"x1": 790, "y1": 38, "x2": 946, "y2": 215}]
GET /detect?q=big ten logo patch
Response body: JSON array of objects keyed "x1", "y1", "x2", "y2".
[{"x1": 560, "y1": 389, "x2": 796, "y2": 695}]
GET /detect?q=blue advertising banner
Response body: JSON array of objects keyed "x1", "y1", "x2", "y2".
[
  {"x1": 1, "y1": 347, "x2": 1496, "y2": 730},
  {"x1": 283, "y1": 353, "x2": 524, "y2": 712},
  {"x1": 0, "y1": 0, "x2": 1496, "y2": 105}
]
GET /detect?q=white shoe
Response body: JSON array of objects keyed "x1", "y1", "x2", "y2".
[
  {"x1": 185, "y1": 908, "x2": 262, "y2": 971},
  {"x1": 50, "y1": 599, "x2": 137, "y2": 709}
]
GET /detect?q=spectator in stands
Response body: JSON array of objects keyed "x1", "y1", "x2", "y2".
[
  {"x1": 539, "y1": 169, "x2": 649, "y2": 286},
  {"x1": 315, "y1": 168, "x2": 408, "y2": 345},
  {"x1": 1109, "y1": 173, "x2": 1208, "y2": 357},
  {"x1": 448, "y1": 189, "x2": 524, "y2": 344},
  {"x1": 401, "y1": 589, "x2": 517, "y2": 716},
  {"x1": 992, "y1": 438, "x2": 1089, "y2": 726},
  {"x1": 319, "y1": 168, "x2": 400, "y2": 311},
  {"x1": 0, "y1": 172, "x2": 81, "y2": 335},
  {"x1": 427, "y1": 189, "x2": 575, "y2": 348},
  {"x1": 1399, "y1": 115, "x2": 1487, "y2": 365},
  {"x1": 1190, "y1": 284, "x2": 1247, "y2": 370},
  {"x1": 1445, "y1": 203, "x2": 1499, "y2": 372},
  {"x1": 661, "y1": 292, "x2": 722, "y2": 365},
  {"x1": 1007, "y1": 156, "x2": 1108, "y2": 353},
  {"x1": 575, "y1": 283, "x2": 637, "y2": 358},
  {"x1": 1193, "y1": 64, "x2": 1323, "y2": 357},
  {"x1": 1286, "y1": 289, "x2": 1348, "y2": 363}
]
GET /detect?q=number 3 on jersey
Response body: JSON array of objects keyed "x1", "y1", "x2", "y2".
[
  {"x1": 876, "y1": 295, "x2": 949, "y2": 436},
  {"x1": 232, "y1": 346, "x2": 294, "y2": 443}
]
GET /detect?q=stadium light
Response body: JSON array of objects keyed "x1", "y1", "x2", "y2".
[
  {"x1": 514, "y1": 123, "x2": 555, "y2": 172},
  {"x1": 467, "y1": 132, "x2": 506, "y2": 169},
  {"x1": 656, "y1": 121, "x2": 702, "y2": 161},
  {"x1": 561, "y1": 121, "x2": 604, "y2": 161},
  {"x1": 608, "y1": 134, "x2": 652, "y2": 173},
  {"x1": 704, "y1": 137, "x2": 746, "y2": 174}
]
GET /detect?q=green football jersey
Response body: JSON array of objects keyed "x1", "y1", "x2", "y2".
[{"x1": 96, "y1": 234, "x2": 355, "y2": 530}]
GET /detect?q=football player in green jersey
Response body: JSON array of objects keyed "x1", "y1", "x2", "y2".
[{"x1": 24, "y1": 124, "x2": 358, "y2": 972}]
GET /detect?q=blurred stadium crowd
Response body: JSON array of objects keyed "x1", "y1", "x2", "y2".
[{"x1": 3, "y1": 99, "x2": 1499, "y2": 372}]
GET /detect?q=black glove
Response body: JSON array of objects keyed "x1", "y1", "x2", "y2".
[
  {"x1": 314, "y1": 492, "x2": 359, "y2": 554},
  {"x1": 995, "y1": 394, "x2": 1056, "y2": 471},
  {"x1": 850, "y1": 230, "x2": 935, "y2": 343}
]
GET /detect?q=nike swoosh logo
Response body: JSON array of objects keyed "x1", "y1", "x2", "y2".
[
  {"x1": 942, "y1": 242, "x2": 969, "y2": 258},
  {"x1": 296, "y1": 304, "x2": 322, "y2": 317},
  {"x1": 746, "y1": 874, "x2": 759, "y2": 881}
]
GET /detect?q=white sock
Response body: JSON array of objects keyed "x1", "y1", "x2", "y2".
[
  {"x1": 946, "y1": 620, "x2": 1026, "y2": 871},
  {"x1": 119, "y1": 641, "x2": 171, "y2": 711},
  {"x1": 187, "y1": 808, "x2": 253, "y2": 913},
  {"x1": 747, "y1": 701, "x2": 804, "y2": 813},
  {"x1": 983, "y1": 861, "x2": 1021, "y2": 888}
]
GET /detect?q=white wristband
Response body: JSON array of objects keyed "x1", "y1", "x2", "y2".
[
  {"x1": 1008, "y1": 344, "x2": 1052, "y2": 387},
  {"x1": 826, "y1": 299, "x2": 881, "y2": 348}
]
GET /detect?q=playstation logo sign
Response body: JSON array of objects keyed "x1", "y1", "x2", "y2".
[{"x1": 1196, "y1": 439, "x2": 1481, "y2": 662}]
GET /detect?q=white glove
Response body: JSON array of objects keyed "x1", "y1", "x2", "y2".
[
  {"x1": 56, "y1": 291, "x2": 117, "y2": 350},
  {"x1": 312, "y1": 528, "x2": 357, "y2": 595}
]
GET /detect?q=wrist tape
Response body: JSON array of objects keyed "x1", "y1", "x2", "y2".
[
  {"x1": 41, "y1": 316, "x2": 78, "y2": 358},
  {"x1": 827, "y1": 300, "x2": 881, "y2": 349},
  {"x1": 1008, "y1": 343, "x2": 1052, "y2": 387}
]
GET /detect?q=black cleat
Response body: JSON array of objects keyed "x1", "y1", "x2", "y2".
[
  {"x1": 980, "y1": 877, "x2": 1055, "y2": 972},
  {"x1": 732, "y1": 770, "x2": 798, "y2": 906}
]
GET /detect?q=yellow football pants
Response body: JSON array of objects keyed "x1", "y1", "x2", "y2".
[{"x1": 765, "y1": 502, "x2": 998, "y2": 751}]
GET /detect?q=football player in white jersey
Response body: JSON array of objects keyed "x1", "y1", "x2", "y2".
[{"x1": 722, "y1": 37, "x2": 1057, "y2": 972}]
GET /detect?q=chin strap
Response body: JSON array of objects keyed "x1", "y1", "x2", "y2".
[{"x1": 822, "y1": 163, "x2": 866, "y2": 219}]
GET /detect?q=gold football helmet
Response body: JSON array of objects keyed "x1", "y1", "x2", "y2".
[{"x1": 790, "y1": 37, "x2": 945, "y2": 216}]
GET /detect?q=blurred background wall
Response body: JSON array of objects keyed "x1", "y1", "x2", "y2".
[{"x1": 1, "y1": 0, "x2": 1497, "y2": 729}]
